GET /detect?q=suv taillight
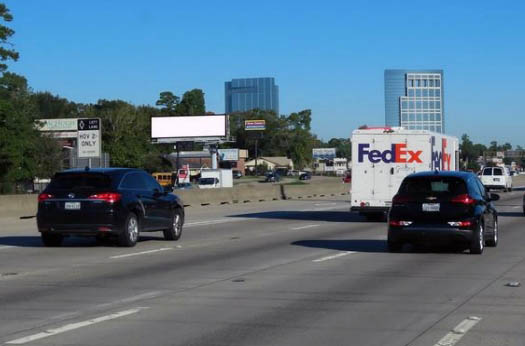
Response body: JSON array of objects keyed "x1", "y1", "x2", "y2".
[
  {"x1": 451, "y1": 194, "x2": 476, "y2": 205},
  {"x1": 38, "y1": 193, "x2": 54, "y2": 202},
  {"x1": 88, "y1": 192, "x2": 121, "y2": 203},
  {"x1": 392, "y1": 194, "x2": 413, "y2": 204}
]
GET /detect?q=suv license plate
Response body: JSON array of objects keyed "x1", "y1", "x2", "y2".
[
  {"x1": 64, "y1": 202, "x2": 81, "y2": 210},
  {"x1": 493, "y1": 178, "x2": 500, "y2": 182},
  {"x1": 422, "y1": 203, "x2": 440, "y2": 212}
]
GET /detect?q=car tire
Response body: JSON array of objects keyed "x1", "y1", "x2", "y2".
[
  {"x1": 119, "y1": 212, "x2": 139, "y2": 247},
  {"x1": 470, "y1": 223, "x2": 484, "y2": 254},
  {"x1": 41, "y1": 233, "x2": 63, "y2": 247},
  {"x1": 387, "y1": 240, "x2": 402, "y2": 253},
  {"x1": 486, "y1": 219, "x2": 498, "y2": 247},
  {"x1": 509, "y1": 186, "x2": 513, "y2": 192},
  {"x1": 163, "y1": 209, "x2": 183, "y2": 241}
]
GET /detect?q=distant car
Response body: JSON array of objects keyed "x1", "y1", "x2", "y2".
[
  {"x1": 265, "y1": 173, "x2": 281, "y2": 182},
  {"x1": 299, "y1": 172, "x2": 312, "y2": 180},
  {"x1": 480, "y1": 166, "x2": 512, "y2": 192},
  {"x1": 388, "y1": 171, "x2": 499, "y2": 254},
  {"x1": 232, "y1": 170, "x2": 242, "y2": 179},
  {"x1": 37, "y1": 168, "x2": 185, "y2": 247}
]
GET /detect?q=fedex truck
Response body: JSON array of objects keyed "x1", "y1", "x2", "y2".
[{"x1": 350, "y1": 127, "x2": 459, "y2": 217}]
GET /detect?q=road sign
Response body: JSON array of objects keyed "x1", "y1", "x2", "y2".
[
  {"x1": 245, "y1": 120, "x2": 266, "y2": 131},
  {"x1": 77, "y1": 118, "x2": 101, "y2": 158}
]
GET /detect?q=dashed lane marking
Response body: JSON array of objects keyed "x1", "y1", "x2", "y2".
[
  {"x1": 291, "y1": 224, "x2": 320, "y2": 231},
  {"x1": 110, "y1": 248, "x2": 172, "y2": 259},
  {"x1": 312, "y1": 251, "x2": 356, "y2": 263},
  {"x1": 433, "y1": 316, "x2": 482, "y2": 346},
  {"x1": 6, "y1": 307, "x2": 149, "y2": 344}
]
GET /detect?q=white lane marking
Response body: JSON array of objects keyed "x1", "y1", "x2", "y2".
[
  {"x1": 6, "y1": 307, "x2": 148, "y2": 344},
  {"x1": 313, "y1": 251, "x2": 356, "y2": 262},
  {"x1": 0, "y1": 246, "x2": 14, "y2": 251},
  {"x1": 433, "y1": 316, "x2": 482, "y2": 346},
  {"x1": 301, "y1": 205, "x2": 347, "y2": 212},
  {"x1": 291, "y1": 224, "x2": 320, "y2": 231},
  {"x1": 110, "y1": 248, "x2": 172, "y2": 259},
  {"x1": 185, "y1": 218, "x2": 249, "y2": 227},
  {"x1": 513, "y1": 206, "x2": 521, "y2": 209}
]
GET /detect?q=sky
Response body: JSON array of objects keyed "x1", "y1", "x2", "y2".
[{"x1": 5, "y1": 0, "x2": 525, "y2": 146}]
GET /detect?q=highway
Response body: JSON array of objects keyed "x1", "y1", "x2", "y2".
[{"x1": 1, "y1": 192, "x2": 525, "y2": 345}]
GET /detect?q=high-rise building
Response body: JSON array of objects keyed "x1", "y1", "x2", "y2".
[
  {"x1": 225, "y1": 77, "x2": 279, "y2": 114},
  {"x1": 384, "y1": 69, "x2": 444, "y2": 133}
]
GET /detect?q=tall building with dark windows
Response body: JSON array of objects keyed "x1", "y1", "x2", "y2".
[
  {"x1": 225, "y1": 77, "x2": 279, "y2": 114},
  {"x1": 384, "y1": 69, "x2": 444, "y2": 133}
]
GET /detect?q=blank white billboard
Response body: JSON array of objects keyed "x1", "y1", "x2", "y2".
[{"x1": 151, "y1": 115, "x2": 227, "y2": 140}]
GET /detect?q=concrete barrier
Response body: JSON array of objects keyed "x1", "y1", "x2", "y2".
[
  {"x1": 282, "y1": 182, "x2": 349, "y2": 200},
  {"x1": 0, "y1": 194, "x2": 37, "y2": 218}
]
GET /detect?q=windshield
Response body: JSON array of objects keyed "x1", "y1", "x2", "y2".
[
  {"x1": 49, "y1": 173, "x2": 112, "y2": 190},
  {"x1": 199, "y1": 178, "x2": 216, "y2": 185},
  {"x1": 399, "y1": 177, "x2": 467, "y2": 196}
]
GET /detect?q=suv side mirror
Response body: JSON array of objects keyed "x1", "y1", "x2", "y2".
[{"x1": 489, "y1": 193, "x2": 500, "y2": 201}]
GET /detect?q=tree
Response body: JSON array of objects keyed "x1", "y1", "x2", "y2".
[
  {"x1": 176, "y1": 89, "x2": 205, "y2": 115},
  {"x1": 0, "y1": 4, "x2": 18, "y2": 72},
  {"x1": 155, "y1": 91, "x2": 179, "y2": 115}
]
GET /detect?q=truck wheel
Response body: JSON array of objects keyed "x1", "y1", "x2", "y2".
[
  {"x1": 41, "y1": 233, "x2": 63, "y2": 247},
  {"x1": 119, "y1": 213, "x2": 139, "y2": 247},
  {"x1": 163, "y1": 209, "x2": 183, "y2": 241},
  {"x1": 470, "y1": 223, "x2": 484, "y2": 254}
]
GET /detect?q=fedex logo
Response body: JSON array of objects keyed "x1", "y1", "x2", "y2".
[
  {"x1": 358, "y1": 144, "x2": 423, "y2": 164},
  {"x1": 431, "y1": 137, "x2": 452, "y2": 170}
]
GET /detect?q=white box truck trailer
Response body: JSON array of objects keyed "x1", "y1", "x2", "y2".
[
  {"x1": 198, "y1": 169, "x2": 233, "y2": 189},
  {"x1": 350, "y1": 127, "x2": 459, "y2": 217}
]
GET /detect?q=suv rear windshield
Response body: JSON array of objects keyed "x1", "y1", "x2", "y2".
[
  {"x1": 399, "y1": 177, "x2": 467, "y2": 195},
  {"x1": 493, "y1": 168, "x2": 503, "y2": 176},
  {"x1": 49, "y1": 173, "x2": 112, "y2": 190}
]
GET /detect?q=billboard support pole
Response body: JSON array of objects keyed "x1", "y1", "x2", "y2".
[
  {"x1": 210, "y1": 144, "x2": 218, "y2": 169},
  {"x1": 255, "y1": 138, "x2": 258, "y2": 176}
]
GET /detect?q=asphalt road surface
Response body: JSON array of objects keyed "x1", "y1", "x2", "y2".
[{"x1": 1, "y1": 191, "x2": 525, "y2": 346}]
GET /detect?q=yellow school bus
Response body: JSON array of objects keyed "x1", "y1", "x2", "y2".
[{"x1": 152, "y1": 172, "x2": 174, "y2": 187}]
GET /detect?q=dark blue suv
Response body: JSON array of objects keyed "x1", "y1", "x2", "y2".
[
  {"x1": 388, "y1": 171, "x2": 499, "y2": 254},
  {"x1": 37, "y1": 168, "x2": 185, "y2": 247}
]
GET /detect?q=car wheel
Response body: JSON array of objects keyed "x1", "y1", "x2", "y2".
[
  {"x1": 119, "y1": 212, "x2": 139, "y2": 247},
  {"x1": 509, "y1": 186, "x2": 513, "y2": 192},
  {"x1": 470, "y1": 223, "x2": 484, "y2": 254},
  {"x1": 486, "y1": 219, "x2": 498, "y2": 247},
  {"x1": 387, "y1": 240, "x2": 402, "y2": 253},
  {"x1": 163, "y1": 209, "x2": 183, "y2": 241},
  {"x1": 41, "y1": 233, "x2": 63, "y2": 247}
]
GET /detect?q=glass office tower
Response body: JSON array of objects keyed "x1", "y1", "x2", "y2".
[
  {"x1": 225, "y1": 77, "x2": 279, "y2": 114},
  {"x1": 384, "y1": 69, "x2": 444, "y2": 133}
]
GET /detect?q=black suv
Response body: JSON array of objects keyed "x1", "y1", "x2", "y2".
[
  {"x1": 388, "y1": 171, "x2": 499, "y2": 254},
  {"x1": 37, "y1": 168, "x2": 185, "y2": 247}
]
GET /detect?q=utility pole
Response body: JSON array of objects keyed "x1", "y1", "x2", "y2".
[{"x1": 255, "y1": 138, "x2": 258, "y2": 176}]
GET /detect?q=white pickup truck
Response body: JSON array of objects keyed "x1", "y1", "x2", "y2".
[{"x1": 480, "y1": 166, "x2": 512, "y2": 192}]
